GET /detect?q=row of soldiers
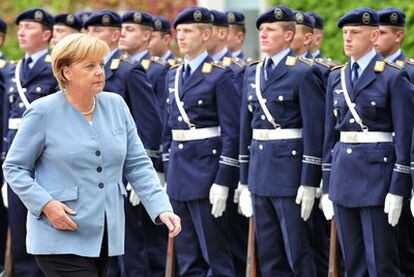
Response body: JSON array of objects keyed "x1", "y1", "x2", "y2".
[{"x1": 1, "y1": 4, "x2": 414, "y2": 277}]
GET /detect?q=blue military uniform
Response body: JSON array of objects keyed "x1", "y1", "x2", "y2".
[
  {"x1": 239, "y1": 6, "x2": 325, "y2": 276},
  {"x1": 162, "y1": 7, "x2": 240, "y2": 276},
  {"x1": 322, "y1": 9, "x2": 414, "y2": 276},
  {"x1": 3, "y1": 8, "x2": 57, "y2": 276}
]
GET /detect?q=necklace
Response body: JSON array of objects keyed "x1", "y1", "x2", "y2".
[{"x1": 81, "y1": 97, "x2": 96, "y2": 116}]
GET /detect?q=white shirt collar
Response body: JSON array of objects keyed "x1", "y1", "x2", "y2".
[
  {"x1": 184, "y1": 51, "x2": 208, "y2": 74},
  {"x1": 231, "y1": 50, "x2": 242, "y2": 58},
  {"x1": 265, "y1": 48, "x2": 291, "y2": 68},
  {"x1": 311, "y1": 50, "x2": 321, "y2": 58},
  {"x1": 386, "y1": 49, "x2": 402, "y2": 63},
  {"x1": 351, "y1": 48, "x2": 377, "y2": 75},
  {"x1": 132, "y1": 50, "x2": 149, "y2": 63},
  {"x1": 25, "y1": 48, "x2": 48, "y2": 69},
  {"x1": 104, "y1": 49, "x2": 118, "y2": 66},
  {"x1": 160, "y1": 50, "x2": 172, "y2": 63},
  {"x1": 211, "y1": 47, "x2": 229, "y2": 62}
]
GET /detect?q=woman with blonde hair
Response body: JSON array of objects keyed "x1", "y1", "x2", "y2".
[{"x1": 2, "y1": 33, "x2": 180, "y2": 276}]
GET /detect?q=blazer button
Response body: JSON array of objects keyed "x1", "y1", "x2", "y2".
[
  {"x1": 96, "y1": 150, "x2": 101, "y2": 156},
  {"x1": 97, "y1": 166, "x2": 102, "y2": 172},
  {"x1": 98, "y1": 183, "x2": 104, "y2": 189}
]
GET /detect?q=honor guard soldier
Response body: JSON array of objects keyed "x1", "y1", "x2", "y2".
[
  {"x1": 85, "y1": 10, "x2": 163, "y2": 277},
  {"x1": 237, "y1": 6, "x2": 324, "y2": 276},
  {"x1": 321, "y1": 8, "x2": 414, "y2": 276},
  {"x1": 149, "y1": 16, "x2": 179, "y2": 65},
  {"x1": 375, "y1": 7, "x2": 414, "y2": 276},
  {"x1": 225, "y1": 11, "x2": 246, "y2": 59},
  {"x1": 2, "y1": 8, "x2": 57, "y2": 276},
  {"x1": 304, "y1": 12, "x2": 325, "y2": 59},
  {"x1": 162, "y1": 7, "x2": 240, "y2": 275},
  {"x1": 50, "y1": 13, "x2": 81, "y2": 47},
  {"x1": 76, "y1": 11, "x2": 92, "y2": 33}
]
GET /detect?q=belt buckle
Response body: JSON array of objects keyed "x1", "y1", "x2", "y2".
[
  {"x1": 346, "y1": 133, "x2": 358, "y2": 144},
  {"x1": 176, "y1": 131, "x2": 186, "y2": 141},
  {"x1": 259, "y1": 131, "x2": 269, "y2": 141}
]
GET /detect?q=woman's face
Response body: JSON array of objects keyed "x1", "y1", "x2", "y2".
[{"x1": 64, "y1": 57, "x2": 105, "y2": 95}]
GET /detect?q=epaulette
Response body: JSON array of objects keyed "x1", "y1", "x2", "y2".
[
  {"x1": 110, "y1": 59, "x2": 120, "y2": 70},
  {"x1": 384, "y1": 60, "x2": 401, "y2": 70},
  {"x1": 141, "y1": 59, "x2": 150, "y2": 70},
  {"x1": 285, "y1": 56, "x2": 297, "y2": 66},
  {"x1": 169, "y1": 63, "x2": 181, "y2": 70},
  {"x1": 202, "y1": 62, "x2": 214, "y2": 73},
  {"x1": 406, "y1": 58, "x2": 414, "y2": 66},
  {"x1": 374, "y1": 61, "x2": 386, "y2": 72},
  {"x1": 222, "y1": 56, "x2": 233, "y2": 67},
  {"x1": 314, "y1": 58, "x2": 330, "y2": 68},
  {"x1": 231, "y1": 57, "x2": 244, "y2": 68},
  {"x1": 167, "y1": 58, "x2": 177, "y2": 66},
  {"x1": 395, "y1": 60, "x2": 405, "y2": 67},
  {"x1": 211, "y1": 62, "x2": 225, "y2": 70},
  {"x1": 0, "y1": 59, "x2": 6, "y2": 69},
  {"x1": 245, "y1": 57, "x2": 256, "y2": 64},
  {"x1": 298, "y1": 56, "x2": 313, "y2": 67},
  {"x1": 330, "y1": 63, "x2": 346, "y2": 71},
  {"x1": 150, "y1": 56, "x2": 165, "y2": 66},
  {"x1": 44, "y1": 54, "x2": 52, "y2": 63},
  {"x1": 248, "y1": 60, "x2": 261, "y2": 67},
  {"x1": 120, "y1": 58, "x2": 134, "y2": 64}
]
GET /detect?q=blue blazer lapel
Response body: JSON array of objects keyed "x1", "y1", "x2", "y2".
[
  {"x1": 262, "y1": 54, "x2": 289, "y2": 93},
  {"x1": 24, "y1": 53, "x2": 49, "y2": 85},
  {"x1": 344, "y1": 61, "x2": 356, "y2": 101},
  {"x1": 353, "y1": 55, "x2": 379, "y2": 99},
  {"x1": 181, "y1": 57, "x2": 207, "y2": 97}
]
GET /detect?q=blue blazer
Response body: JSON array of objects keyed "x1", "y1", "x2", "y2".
[{"x1": 2, "y1": 91, "x2": 172, "y2": 257}]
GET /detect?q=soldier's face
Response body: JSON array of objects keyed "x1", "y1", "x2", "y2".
[
  {"x1": 176, "y1": 24, "x2": 211, "y2": 57},
  {"x1": 119, "y1": 24, "x2": 151, "y2": 54},
  {"x1": 64, "y1": 58, "x2": 105, "y2": 95},
  {"x1": 227, "y1": 26, "x2": 243, "y2": 52},
  {"x1": 259, "y1": 22, "x2": 291, "y2": 56},
  {"x1": 17, "y1": 21, "x2": 51, "y2": 53},
  {"x1": 374, "y1": 26, "x2": 404, "y2": 57},
  {"x1": 342, "y1": 26, "x2": 379, "y2": 59},
  {"x1": 51, "y1": 25, "x2": 79, "y2": 47},
  {"x1": 149, "y1": 32, "x2": 168, "y2": 57},
  {"x1": 88, "y1": 26, "x2": 120, "y2": 48}
]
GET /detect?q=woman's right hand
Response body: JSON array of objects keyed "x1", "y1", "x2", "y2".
[{"x1": 42, "y1": 200, "x2": 78, "y2": 231}]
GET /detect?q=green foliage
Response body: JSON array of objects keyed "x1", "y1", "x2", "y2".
[{"x1": 268, "y1": 0, "x2": 414, "y2": 62}]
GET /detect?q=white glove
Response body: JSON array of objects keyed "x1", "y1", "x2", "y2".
[
  {"x1": 238, "y1": 185, "x2": 253, "y2": 217},
  {"x1": 209, "y1": 184, "x2": 229, "y2": 218},
  {"x1": 320, "y1": 194, "x2": 334, "y2": 220},
  {"x1": 410, "y1": 197, "x2": 414, "y2": 218},
  {"x1": 315, "y1": 180, "x2": 323, "y2": 199},
  {"x1": 384, "y1": 193, "x2": 403, "y2": 227},
  {"x1": 1, "y1": 182, "x2": 7, "y2": 208},
  {"x1": 295, "y1": 185, "x2": 316, "y2": 221},
  {"x1": 126, "y1": 183, "x2": 140, "y2": 206},
  {"x1": 233, "y1": 183, "x2": 244, "y2": 204},
  {"x1": 157, "y1": 172, "x2": 166, "y2": 188}
]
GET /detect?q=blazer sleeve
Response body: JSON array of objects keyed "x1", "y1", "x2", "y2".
[
  {"x1": 118, "y1": 96, "x2": 173, "y2": 222},
  {"x1": 2, "y1": 105, "x2": 53, "y2": 217}
]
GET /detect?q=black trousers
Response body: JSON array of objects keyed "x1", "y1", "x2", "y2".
[{"x1": 34, "y1": 222, "x2": 110, "y2": 277}]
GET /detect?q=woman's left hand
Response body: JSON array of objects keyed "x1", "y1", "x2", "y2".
[{"x1": 159, "y1": 212, "x2": 181, "y2": 238}]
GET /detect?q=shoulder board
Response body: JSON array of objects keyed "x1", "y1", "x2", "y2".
[
  {"x1": 314, "y1": 58, "x2": 330, "y2": 68},
  {"x1": 11, "y1": 60, "x2": 18, "y2": 64},
  {"x1": 0, "y1": 59, "x2": 6, "y2": 69},
  {"x1": 44, "y1": 54, "x2": 52, "y2": 63},
  {"x1": 110, "y1": 59, "x2": 120, "y2": 70},
  {"x1": 286, "y1": 56, "x2": 297, "y2": 66},
  {"x1": 298, "y1": 56, "x2": 313, "y2": 67},
  {"x1": 120, "y1": 58, "x2": 134, "y2": 64},
  {"x1": 395, "y1": 60, "x2": 405, "y2": 67},
  {"x1": 384, "y1": 60, "x2": 401, "y2": 70},
  {"x1": 406, "y1": 58, "x2": 414, "y2": 66},
  {"x1": 211, "y1": 62, "x2": 225, "y2": 70},
  {"x1": 202, "y1": 62, "x2": 213, "y2": 73},
  {"x1": 150, "y1": 57, "x2": 165, "y2": 66},
  {"x1": 222, "y1": 56, "x2": 233, "y2": 67},
  {"x1": 169, "y1": 63, "x2": 181, "y2": 70},
  {"x1": 330, "y1": 63, "x2": 346, "y2": 71},
  {"x1": 231, "y1": 58, "x2": 244, "y2": 68},
  {"x1": 167, "y1": 59, "x2": 176, "y2": 66},
  {"x1": 248, "y1": 60, "x2": 261, "y2": 67},
  {"x1": 141, "y1": 59, "x2": 150, "y2": 70}
]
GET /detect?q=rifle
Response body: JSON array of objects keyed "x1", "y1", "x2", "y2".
[
  {"x1": 246, "y1": 217, "x2": 257, "y2": 277},
  {"x1": 165, "y1": 236, "x2": 175, "y2": 277},
  {"x1": 328, "y1": 218, "x2": 340, "y2": 277}
]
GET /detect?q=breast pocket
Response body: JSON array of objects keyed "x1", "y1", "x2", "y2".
[
  {"x1": 49, "y1": 186, "x2": 79, "y2": 202},
  {"x1": 268, "y1": 91, "x2": 296, "y2": 119},
  {"x1": 358, "y1": 96, "x2": 387, "y2": 120}
]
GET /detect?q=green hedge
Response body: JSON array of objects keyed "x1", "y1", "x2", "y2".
[{"x1": 268, "y1": 0, "x2": 414, "y2": 62}]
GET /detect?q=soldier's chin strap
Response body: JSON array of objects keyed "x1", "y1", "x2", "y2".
[
  {"x1": 174, "y1": 65, "x2": 195, "y2": 130},
  {"x1": 340, "y1": 65, "x2": 368, "y2": 132},
  {"x1": 15, "y1": 61, "x2": 31, "y2": 109}
]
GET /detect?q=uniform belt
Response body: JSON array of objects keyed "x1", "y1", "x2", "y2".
[
  {"x1": 340, "y1": 131, "x2": 393, "y2": 143},
  {"x1": 172, "y1": 127, "x2": 221, "y2": 141},
  {"x1": 252, "y1": 128, "x2": 302, "y2": 141},
  {"x1": 8, "y1": 118, "x2": 22, "y2": 130}
]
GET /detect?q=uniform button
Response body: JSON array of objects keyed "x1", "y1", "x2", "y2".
[
  {"x1": 9, "y1": 87, "x2": 14, "y2": 92},
  {"x1": 334, "y1": 100, "x2": 338, "y2": 105},
  {"x1": 292, "y1": 150, "x2": 297, "y2": 156},
  {"x1": 19, "y1": 103, "x2": 24, "y2": 108},
  {"x1": 180, "y1": 101, "x2": 184, "y2": 106},
  {"x1": 9, "y1": 95, "x2": 14, "y2": 103},
  {"x1": 95, "y1": 150, "x2": 101, "y2": 156},
  {"x1": 346, "y1": 148, "x2": 352, "y2": 154},
  {"x1": 278, "y1": 95, "x2": 284, "y2": 101},
  {"x1": 97, "y1": 166, "x2": 102, "y2": 172},
  {"x1": 198, "y1": 100, "x2": 203, "y2": 105},
  {"x1": 36, "y1": 87, "x2": 42, "y2": 93},
  {"x1": 11, "y1": 78, "x2": 15, "y2": 83},
  {"x1": 98, "y1": 183, "x2": 104, "y2": 189},
  {"x1": 383, "y1": 157, "x2": 388, "y2": 162},
  {"x1": 349, "y1": 118, "x2": 355, "y2": 123},
  {"x1": 248, "y1": 95, "x2": 253, "y2": 101},
  {"x1": 178, "y1": 143, "x2": 184, "y2": 149},
  {"x1": 351, "y1": 103, "x2": 356, "y2": 108},
  {"x1": 22, "y1": 88, "x2": 27, "y2": 93},
  {"x1": 178, "y1": 116, "x2": 183, "y2": 121},
  {"x1": 261, "y1": 115, "x2": 266, "y2": 120},
  {"x1": 166, "y1": 98, "x2": 170, "y2": 103},
  {"x1": 259, "y1": 144, "x2": 264, "y2": 150},
  {"x1": 370, "y1": 101, "x2": 376, "y2": 106},
  {"x1": 263, "y1": 98, "x2": 267, "y2": 103},
  {"x1": 212, "y1": 149, "x2": 217, "y2": 155}
]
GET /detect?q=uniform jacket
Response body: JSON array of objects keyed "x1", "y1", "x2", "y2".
[
  {"x1": 239, "y1": 50, "x2": 325, "y2": 197},
  {"x1": 162, "y1": 55, "x2": 240, "y2": 201},
  {"x1": 322, "y1": 54, "x2": 414, "y2": 207},
  {"x1": 221, "y1": 50, "x2": 245, "y2": 96},
  {"x1": 2, "y1": 91, "x2": 172, "y2": 257}
]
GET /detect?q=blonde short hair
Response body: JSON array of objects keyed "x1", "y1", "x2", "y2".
[{"x1": 51, "y1": 33, "x2": 109, "y2": 90}]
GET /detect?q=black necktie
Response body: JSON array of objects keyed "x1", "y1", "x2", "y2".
[
  {"x1": 182, "y1": 64, "x2": 191, "y2": 83},
  {"x1": 352, "y1": 62, "x2": 359, "y2": 87},
  {"x1": 265, "y1": 59, "x2": 274, "y2": 80},
  {"x1": 22, "y1": 56, "x2": 32, "y2": 81}
]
